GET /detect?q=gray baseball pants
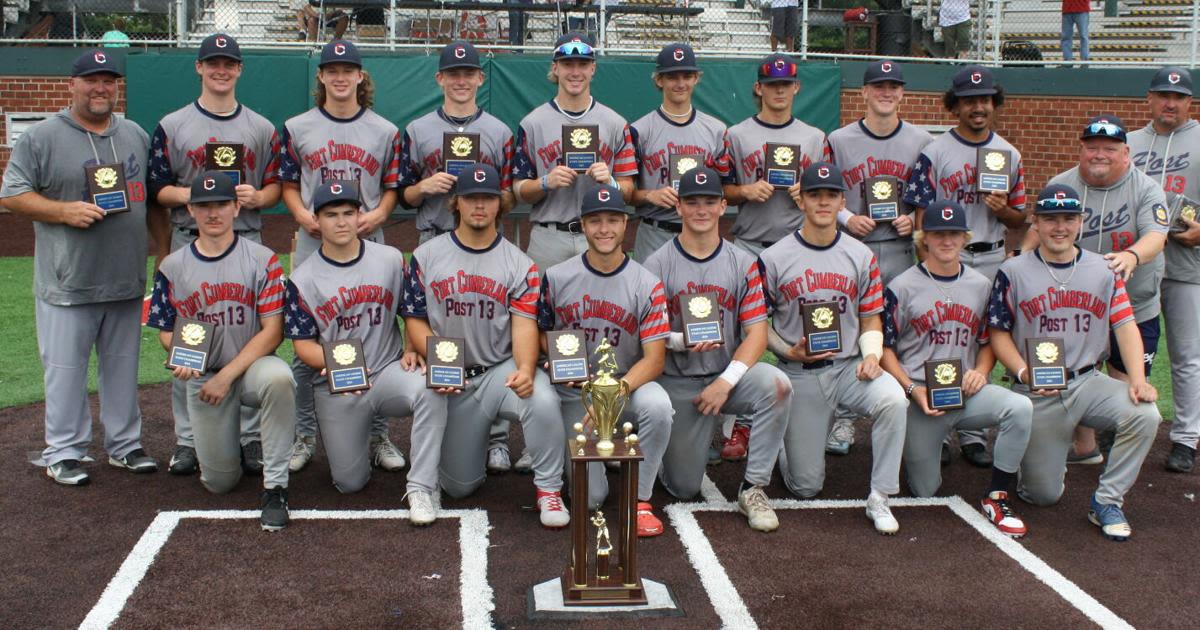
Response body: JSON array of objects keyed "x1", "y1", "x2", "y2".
[
  {"x1": 526, "y1": 223, "x2": 589, "y2": 273},
  {"x1": 952, "y1": 246, "x2": 1007, "y2": 449},
  {"x1": 1016, "y1": 371, "x2": 1160, "y2": 508},
  {"x1": 633, "y1": 220, "x2": 677, "y2": 262},
  {"x1": 658, "y1": 364, "x2": 792, "y2": 499},
  {"x1": 1163, "y1": 279, "x2": 1200, "y2": 448}
]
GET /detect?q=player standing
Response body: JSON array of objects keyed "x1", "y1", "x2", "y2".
[
  {"x1": 278, "y1": 39, "x2": 404, "y2": 474},
  {"x1": 760, "y1": 162, "x2": 908, "y2": 534},
  {"x1": 400, "y1": 164, "x2": 568, "y2": 528},
  {"x1": 643, "y1": 167, "x2": 792, "y2": 532},
  {"x1": 147, "y1": 172, "x2": 296, "y2": 530},
  {"x1": 538, "y1": 184, "x2": 674, "y2": 536},
  {"x1": 284, "y1": 181, "x2": 444, "y2": 494},
  {"x1": 512, "y1": 32, "x2": 637, "y2": 272},
  {"x1": 1127, "y1": 67, "x2": 1200, "y2": 473},
  {"x1": 0, "y1": 50, "x2": 157, "y2": 484},
  {"x1": 880, "y1": 200, "x2": 1032, "y2": 537},
  {"x1": 148, "y1": 33, "x2": 282, "y2": 476},
  {"x1": 988, "y1": 184, "x2": 1160, "y2": 541}
]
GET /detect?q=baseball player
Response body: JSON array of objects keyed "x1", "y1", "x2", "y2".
[
  {"x1": 988, "y1": 184, "x2": 1160, "y2": 542},
  {"x1": 0, "y1": 50, "x2": 157, "y2": 485},
  {"x1": 902, "y1": 64, "x2": 1026, "y2": 468},
  {"x1": 511, "y1": 31, "x2": 638, "y2": 272},
  {"x1": 881, "y1": 200, "x2": 1032, "y2": 537},
  {"x1": 400, "y1": 163, "x2": 569, "y2": 528},
  {"x1": 147, "y1": 172, "x2": 296, "y2": 531},
  {"x1": 147, "y1": 33, "x2": 282, "y2": 477},
  {"x1": 722, "y1": 52, "x2": 829, "y2": 256},
  {"x1": 824, "y1": 59, "x2": 933, "y2": 457},
  {"x1": 629, "y1": 43, "x2": 729, "y2": 262},
  {"x1": 1127, "y1": 66, "x2": 1200, "y2": 473},
  {"x1": 760, "y1": 162, "x2": 908, "y2": 535},
  {"x1": 643, "y1": 167, "x2": 792, "y2": 532},
  {"x1": 283, "y1": 181, "x2": 445, "y2": 494},
  {"x1": 279, "y1": 39, "x2": 404, "y2": 474},
  {"x1": 537, "y1": 184, "x2": 673, "y2": 537}
]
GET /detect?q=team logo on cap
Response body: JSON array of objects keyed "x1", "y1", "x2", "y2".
[
  {"x1": 881, "y1": 62, "x2": 892, "y2": 73},
  {"x1": 970, "y1": 72, "x2": 982, "y2": 84},
  {"x1": 454, "y1": 46, "x2": 466, "y2": 59},
  {"x1": 597, "y1": 189, "x2": 611, "y2": 202},
  {"x1": 1055, "y1": 191, "x2": 1067, "y2": 200},
  {"x1": 673, "y1": 48, "x2": 685, "y2": 62},
  {"x1": 694, "y1": 172, "x2": 708, "y2": 185},
  {"x1": 817, "y1": 167, "x2": 830, "y2": 179},
  {"x1": 1169, "y1": 72, "x2": 1182, "y2": 85},
  {"x1": 334, "y1": 43, "x2": 346, "y2": 56},
  {"x1": 473, "y1": 169, "x2": 487, "y2": 183},
  {"x1": 774, "y1": 59, "x2": 786, "y2": 70},
  {"x1": 215, "y1": 36, "x2": 227, "y2": 48},
  {"x1": 94, "y1": 52, "x2": 107, "y2": 64},
  {"x1": 203, "y1": 178, "x2": 216, "y2": 191},
  {"x1": 941, "y1": 206, "x2": 954, "y2": 221},
  {"x1": 330, "y1": 183, "x2": 343, "y2": 194}
]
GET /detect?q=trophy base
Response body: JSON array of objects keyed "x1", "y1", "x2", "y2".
[
  {"x1": 529, "y1": 578, "x2": 681, "y2": 619},
  {"x1": 561, "y1": 569, "x2": 647, "y2": 606}
]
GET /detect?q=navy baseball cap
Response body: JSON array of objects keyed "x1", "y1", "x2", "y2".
[
  {"x1": 580, "y1": 184, "x2": 628, "y2": 217},
  {"x1": 758, "y1": 53, "x2": 799, "y2": 83},
  {"x1": 678, "y1": 166, "x2": 723, "y2": 198},
  {"x1": 440, "y1": 40, "x2": 481, "y2": 71},
  {"x1": 863, "y1": 59, "x2": 905, "y2": 85},
  {"x1": 320, "y1": 39, "x2": 362, "y2": 68},
  {"x1": 189, "y1": 171, "x2": 237, "y2": 204},
  {"x1": 312, "y1": 180, "x2": 361, "y2": 213},
  {"x1": 656, "y1": 43, "x2": 698, "y2": 73},
  {"x1": 800, "y1": 162, "x2": 847, "y2": 192},
  {"x1": 197, "y1": 33, "x2": 242, "y2": 62},
  {"x1": 1081, "y1": 114, "x2": 1127, "y2": 143},
  {"x1": 922, "y1": 201, "x2": 968, "y2": 231},
  {"x1": 951, "y1": 65, "x2": 997, "y2": 97},
  {"x1": 553, "y1": 32, "x2": 596, "y2": 60},
  {"x1": 1035, "y1": 184, "x2": 1084, "y2": 215},
  {"x1": 1149, "y1": 66, "x2": 1192, "y2": 96},
  {"x1": 71, "y1": 49, "x2": 122, "y2": 78},
  {"x1": 455, "y1": 163, "x2": 501, "y2": 196}
]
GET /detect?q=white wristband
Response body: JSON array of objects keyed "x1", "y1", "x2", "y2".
[
  {"x1": 719, "y1": 360, "x2": 749, "y2": 387},
  {"x1": 858, "y1": 330, "x2": 884, "y2": 360},
  {"x1": 1016, "y1": 367, "x2": 1027, "y2": 384},
  {"x1": 666, "y1": 331, "x2": 687, "y2": 352}
]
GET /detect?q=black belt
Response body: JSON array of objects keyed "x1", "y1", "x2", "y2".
[
  {"x1": 465, "y1": 364, "x2": 491, "y2": 379},
  {"x1": 536, "y1": 220, "x2": 583, "y2": 234},
  {"x1": 754, "y1": 239, "x2": 776, "y2": 248},
  {"x1": 422, "y1": 227, "x2": 451, "y2": 236},
  {"x1": 1067, "y1": 364, "x2": 1098, "y2": 381},
  {"x1": 183, "y1": 228, "x2": 255, "y2": 236},
  {"x1": 641, "y1": 218, "x2": 683, "y2": 234},
  {"x1": 964, "y1": 239, "x2": 1005, "y2": 253},
  {"x1": 779, "y1": 356, "x2": 833, "y2": 370}
]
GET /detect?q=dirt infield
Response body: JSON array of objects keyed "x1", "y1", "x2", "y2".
[{"x1": 2, "y1": 383, "x2": 1198, "y2": 628}]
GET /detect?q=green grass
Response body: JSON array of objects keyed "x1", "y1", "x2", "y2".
[{"x1": 0, "y1": 255, "x2": 1178, "y2": 420}]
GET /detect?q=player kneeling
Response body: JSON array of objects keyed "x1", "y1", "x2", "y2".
[
  {"x1": 284, "y1": 181, "x2": 447, "y2": 500},
  {"x1": 644, "y1": 167, "x2": 792, "y2": 532},
  {"x1": 148, "y1": 172, "x2": 297, "y2": 531},
  {"x1": 400, "y1": 164, "x2": 568, "y2": 528},
  {"x1": 760, "y1": 162, "x2": 909, "y2": 535},
  {"x1": 880, "y1": 200, "x2": 1032, "y2": 537}
]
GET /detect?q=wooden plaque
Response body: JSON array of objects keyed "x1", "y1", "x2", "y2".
[
  {"x1": 764, "y1": 142, "x2": 800, "y2": 188},
  {"x1": 547, "y1": 330, "x2": 590, "y2": 384},
  {"x1": 322, "y1": 338, "x2": 369, "y2": 394},
  {"x1": 976, "y1": 147, "x2": 1011, "y2": 193},
  {"x1": 1024, "y1": 337, "x2": 1066, "y2": 390},
  {"x1": 681, "y1": 292, "x2": 723, "y2": 347},
  {"x1": 1171, "y1": 195, "x2": 1198, "y2": 233},
  {"x1": 802, "y1": 300, "x2": 842, "y2": 354},
  {"x1": 442, "y1": 132, "x2": 481, "y2": 177},
  {"x1": 85, "y1": 162, "x2": 129, "y2": 213},
  {"x1": 865, "y1": 176, "x2": 899, "y2": 221},
  {"x1": 924, "y1": 358, "x2": 964, "y2": 410},
  {"x1": 427, "y1": 336, "x2": 466, "y2": 388},
  {"x1": 668, "y1": 153, "x2": 702, "y2": 191},
  {"x1": 167, "y1": 318, "x2": 215, "y2": 374},
  {"x1": 205, "y1": 142, "x2": 245, "y2": 186},
  {"x1": 562, "y1": 124, "x2": 599, "y2": 172}
]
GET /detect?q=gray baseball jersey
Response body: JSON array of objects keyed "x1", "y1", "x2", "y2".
[
  {"x1": 630, "y1": 109, "x2": 729, "y2": 222},
  {"x1": 537, "y1": 254, "x2": 671, "y2": 375},
  {"x1": 759, "y1": 231, "x2": 884, "y2": 362},
  {"x1": 1048, "y1": 166, "x2": 1170, "y2": 322},
  {"x1": 1128, "y1": 119, "x2": 1200, "y2": 284},
  {"x1": 884, "y1": 263, "x2": 990, "y2": 381},
  {"x1": 401, "y1": 232, "x2": 539, "y2": 367},
  {"x1": 148, "y1": 236, "x2": 286, "y2": 368},
  {"x1": 988, "y1": 249, "x2": 1135, "y2": 371},
  {"x1": 722, "y1": 116, "x2": 829, "y2": 244},
  {"x1": 278, "y1": 106, "x2": 401, "y2": 211},
  {"x1": 148, "y1": 102, "x2": 280, "y2": 232},
  {"x1": 903, "y1": 130, "x2": 1026, "y2": 245},
  {"x1": 284, "y1": 240, "x2": 406, "y2": 383},
  {"x1": 0, "y1": 109, "x2": 150, "y2": 306},
  {"x1": 642, "y1": 238, "x2": 768, "y2": 376},
  {"x1": 827, "y1": 119, "x2": 933, "y2": 242},
  {"x1": 513, "y1": 100, "x2": 638, "y2": 224},
  {"x1": 399, "y1": 108, "x2": 515, "y2": 232}
]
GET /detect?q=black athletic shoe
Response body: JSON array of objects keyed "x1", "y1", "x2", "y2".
[
  {"x1": 260, "y1": 487, "x2": 290, "y2": 531},
  {"x1": 241, "y1": 440, "x2": 264, "y2": 476},
  {"x1": 108, "y1": 448, "x2": 158, "y2": 473},
  {"x1": 169, "y1": 445, "x2": 198, "y2": 475},
  {"x1": 47, "y1": 459, "x2": 90, "y2": 486},
  {"x1": 961, "y1": 443, "x2": 993, "y2": 468},
  {"x1": 1166, "y1": 443, "x2": 1196, "y2": 474}
]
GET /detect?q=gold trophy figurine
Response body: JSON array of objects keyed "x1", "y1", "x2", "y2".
[
  {"x1": 580, "y1": 338, "x2": 630, "y2": 455},
  {"x1": 592, "y1": 511, "x2": 613, "y2": 580}
]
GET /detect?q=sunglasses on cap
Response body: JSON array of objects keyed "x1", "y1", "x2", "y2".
[
  {"x1": 555, "y1": 41, "x2": 595, "y2": 57},
  {"x1": 1039, "y1": 197, "x2": 1081, "y2": 210},
  {"x1": 1085, "y1": 122, "x2": 1125, "y2": 138},
  {"x1": 759, "y1": 61, "x2": 798, "y2": 80}
]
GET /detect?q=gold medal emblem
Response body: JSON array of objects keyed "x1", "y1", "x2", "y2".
[
  {"x1": 570, "y1": 127, "x2": 593, "y2": 149},
  {"x1": 94, "y1": 167, "x2": 118, "y2": 190},
  {"x1": 773, "y1": 145, "x2": 795, "y2": 167},
  {"x1": 871, "y1": 180, "x2": 893, "y2": 200},
  {"x1": 180, "y1": 323, "x2": 206, "y2": 346},
  {"x1": 212, "y1": 146, "x2": 237, "y2": 168},
  {"x1": 555, "y1": 333, "x2": 580, "y2": 357},
  {"x1": 449, "y1": 135, "x2": 474, "y2": 158},
  {"x1": 688, "y1": 295, "x2": 713, "y2": 319},
  {"x1": 1035, "y1": 342, "x2": 1059, "y2": 364},
  {"x1": 984, "y1": 151, "x2": 1006, "y2": 172},
  {"x1": 933, "y1": 362, "x2": 957, "y2": 385},
  {"x1": 676, "y1": 157, "x2": 698, "y2": 175},
  {"x1": 1182, "y1": 204, "x2": 1197, "y2": 222},
  {"x1": 331, "y1": 343, "x2": 357, "y2": 366},
  {"x1": 435, "y1": 340, "x2": 459, "y2": 363},
  {"x1": 811, "y1": 306, "x2": 834, "y2": 330}
]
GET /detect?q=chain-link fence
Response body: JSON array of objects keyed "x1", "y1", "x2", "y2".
[{"x1": 0, "y1": 0, "x2": 1196, "y2": 66}]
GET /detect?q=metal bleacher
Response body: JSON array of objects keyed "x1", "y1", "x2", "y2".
[{"x1": 991, "y1": 0, "x2": 1193, "y2": 64}]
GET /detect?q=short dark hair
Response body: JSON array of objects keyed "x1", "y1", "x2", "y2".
[{"x1": 942, "y1": 85, "x2": 1006, "y2": 111}]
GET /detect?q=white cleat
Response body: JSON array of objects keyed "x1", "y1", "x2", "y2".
[
  {"x1": 738, "y1": 485, "x2": 779, "y2": 532},
  {"x1": 536, "y1": 489, "x2": 570, "y2": 529},
  {"x1": 407, "y1": 489, "x2": 439, "y2": 526},
  {"x1": 288, "y1": 435, "x2": 316, "y2": 473},
  {"x1": 371, "y1": 435, "x2": 407, "y2": 471},
  {"x1": 866, "y1": 493, "x2": 899, "y2": 535}
]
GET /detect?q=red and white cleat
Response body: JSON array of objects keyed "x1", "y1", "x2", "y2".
[{"x1": 981, "y1": 491, "x2": 1028, "y2": 538}]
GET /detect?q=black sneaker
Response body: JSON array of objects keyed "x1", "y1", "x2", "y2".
[
  {"x1": 109, "y1": 448, "x2": 158, "y2": 473},
  {"x1": 241, "y1": 440, "x2": 264, "y2": 476},
  {"x1": 260, "y1": 487, "x2": 290, "y2": 532},
  {"x1": 47, "y1": 459, "x2": 90, "y2": 486},
  {"x1": 961, "y1": 443, "x2": 993, "y2": 468},
  {"x1": 1166, "y1": 443, "x2": 1196, "y2": 473},
  {"x1": 169, "y1": 445, "x2": 198, "y2": 475}
]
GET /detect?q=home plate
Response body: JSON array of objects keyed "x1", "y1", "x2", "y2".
[{"x1": 528, "y1": 578, "x2": 682, "y2": 620}]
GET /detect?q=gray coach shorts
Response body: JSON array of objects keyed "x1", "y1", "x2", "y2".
[{"x1": 771, "y1": 7, "x2": 798, "y2": 41}]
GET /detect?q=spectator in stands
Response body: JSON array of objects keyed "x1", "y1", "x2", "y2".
[
  {"x1": 100, "y1": 18, "x2": 130, "y2": 48},
  {"x1": 509, "y1": 0, "x2": 531, "y2": 50},
  {"x1": 293, "y1": 0, "x2": 347, "y2": 41},
  {"x1": 769, "y1": 0, "x2": 799, "y2": 53},
  {"x1": 1061, "y1": 0, "x2": 1091, "y2": 63},
  {"x1": 939, "y1": 0, "x2": 971, "y2": 59}
]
